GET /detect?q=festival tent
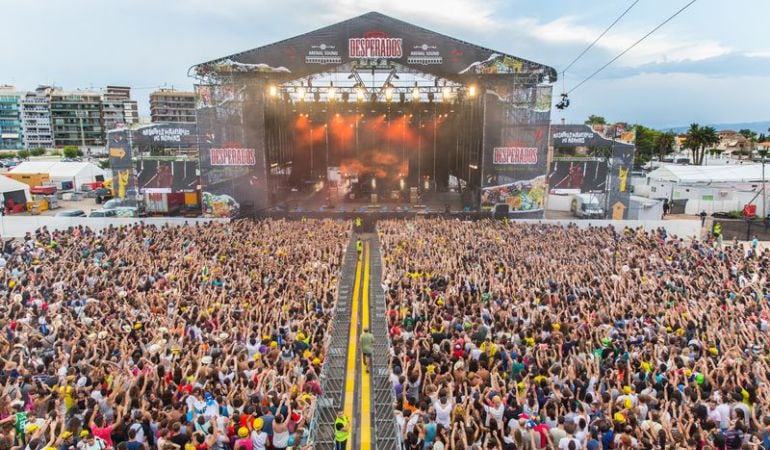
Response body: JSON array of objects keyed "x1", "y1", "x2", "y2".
[
  {"x1": 647, "y1": 164, "x2": 766, "y2": 184},
  {"x1": 9, "y1": 161, "x2": 107, "y2": 190},
  {"x1": 0, "y1": 174, "x2": 31, "y2": 206}
]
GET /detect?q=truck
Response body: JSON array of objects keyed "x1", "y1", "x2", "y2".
[
  {"x1": 571, "y1": 194, "x2": 604, "y2": 219},
  {"x1": 144, "y1": 192, "x2": 184, "y2": 215}
]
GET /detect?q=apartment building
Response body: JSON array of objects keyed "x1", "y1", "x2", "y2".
[
  {"x1": 102, "y1": 85, "x2": 138, "y2": 130},
  {"x1": 0, "y1": 86, "x2": 23, "y2": 150},
  {"x1": 20, "y1": 86, "x2": 54, "y2": 149},
  {"x1": 50, "y1": 90, "x2": 104, "y2": 147},
  {"x1": 150, "y1": 89, "x2": 196, "y2": 123}
]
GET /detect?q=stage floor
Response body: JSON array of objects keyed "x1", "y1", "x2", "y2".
[{"x1": 269, "y1": 188, "x2": 466, "y2": 213}]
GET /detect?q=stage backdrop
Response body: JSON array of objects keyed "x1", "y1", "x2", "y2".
[
  {"x1": 548, "y1": 160, "x2": 608, "y2": 194},
  {"x1": 480, "y1": 84, "x2": 552, "y2": 217},
  {"x1": 196, "y1": 83, "x2": 269, "y2": 218}
]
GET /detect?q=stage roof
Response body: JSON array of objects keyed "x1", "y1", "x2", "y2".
[{"x1": 193, "y1": 12, "x2": 557, "y2": 83}]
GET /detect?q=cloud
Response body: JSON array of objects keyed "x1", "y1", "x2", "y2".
[
  {"x1": 594, "y1": 52, "x2": 770, "y2": 79},
  {"x1": 515, "y1": 15, "x2": 731, "y2": 67}
]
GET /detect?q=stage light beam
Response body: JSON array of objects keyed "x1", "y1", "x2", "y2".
[
  {"x1": 468, "y1": 85, "x2": 477, "y2": 97},
  {"x1": 385, "y1": 86, "x2": 394, "y2": 102},
  {"x1": 297, "y1": 86, "x2": 306, "y2": 101},
  {"x1": 328, "y1": 86, "x2": 337, "y2": 101},
  {"x1": 268, "y1": 85, "x2": 278, "y2": 97},
  {"x1": 412, "y1": 87, "x2": 420, "y2": 101},
  {"x1": 356, "y1": 87, "x2": 365, "y2": 102},
  {"x1": 442, "y1": 87, "x2": 452, "y2": 102}
]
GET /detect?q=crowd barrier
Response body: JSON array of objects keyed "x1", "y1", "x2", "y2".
[
  {"x1": 0, "y1": 216, "x2": 228, "y2": 237},
  {"x1": 0, "y1": 214, "x2": 702, "y2": 241}
]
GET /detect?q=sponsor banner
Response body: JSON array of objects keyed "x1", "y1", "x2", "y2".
[
  {"x1": 209, "y1": 148, "x2": 256, "y2": 166},
  {"x1": 493, "y1": 147, "x2": 538, "y2": 165},
  {"x1": 348, "y1": 36, "x2": 403, "y2": 59},
  {"x1": 197, "y1": 83, "x2": 269, "y2": 217},
  {"x1": 481, "y1": 85, "x2": 552, "y2": 216},
  {"x1": 135, "y1": 124, "x2": 196, "y2": 145},
  {"x1": 548, "y1": 160, "x2": 608, "y2": 194},
  {"x1": 107, "y1": 130, "x2": 132, "y2": 170},
  {"x1": 551, "y1": 124, "x2": 636, "y2": 148}
]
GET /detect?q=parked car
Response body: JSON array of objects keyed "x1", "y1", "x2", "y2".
[
  {"x1": 88, "y1": 209, "x2": 117, "y2": 218},
  {"x1": 55, "y1": 209, "x2": 87, "y2": 217},
  {"x1": 114, "y1": 206, "x2": 144, "y2": 218}
]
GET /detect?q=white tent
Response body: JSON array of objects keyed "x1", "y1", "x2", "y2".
[
  {"x1": 0, "y1": 175, "x2": 31, "y2": 206},
  {"x1": 648, "y1": 164, "x2": 766, "y2": 184},
  {"x1": 9, "y1": 161, "x2": 107, "y2": 190}
]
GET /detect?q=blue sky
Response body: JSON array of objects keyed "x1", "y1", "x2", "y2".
[{"x1": 1, "y1": 0, "x2": 768, "y2": 128}]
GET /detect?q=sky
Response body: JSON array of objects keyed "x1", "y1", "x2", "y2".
[{"x1": 1, "y1": 0, "x2": 768, "y2": 129}]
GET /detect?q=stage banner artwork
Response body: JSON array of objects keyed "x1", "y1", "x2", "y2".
[
  {"x1": 132, "y1": 123, "x2": 197, "y2": 147},
  {"x1": 110, "y1": 168, "x2": 133, "y2": 200},
  {"x1": 107, "y1": 129, "x2": 132, "y2": 169},
  {"x1": 548, "y1": 160, "x2": 608, "y2": 194},
  {"x1": 196, "y1": 83, "x2": 269, "y2": 218},
  {"x1": 609, "y1": 144, "x2": 635, "y2": 220},
  {"x1": 136, "y1": 160, "x2": 199, "y2": 194},
  {"x1": 480, "y1": 84, "x2": 552, "y2": 218}
]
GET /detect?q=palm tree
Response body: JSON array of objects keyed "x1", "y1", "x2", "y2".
[
  {"x1": 655, "y1": 131, "x2": 676, "y2": 161},
  {"x1": 685, "y1": 124, "x2": 719, "y2": 165}
]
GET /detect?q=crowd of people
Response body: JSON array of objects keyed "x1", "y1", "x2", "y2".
[
  {"x1": 379, "y1": 219, "x2": 770, "y2": 450},
  {"x1": 0, "y1": 219, "x2": 349, "y2": 450}
]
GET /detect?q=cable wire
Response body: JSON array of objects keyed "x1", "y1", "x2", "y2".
[
  {"x1": 568, "y1": 0, "x2": 699, "y2": 94},
  {"x1": 561, "y1": 0, "x2": 640, "y2": 75}
]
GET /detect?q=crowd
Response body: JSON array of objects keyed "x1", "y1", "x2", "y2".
[
  {"x1": 379, "y1": 219, "x2": 770, "y2": 450},
  {"x1": 0, "y1": 219, "x2": 349, "y2": 450}
]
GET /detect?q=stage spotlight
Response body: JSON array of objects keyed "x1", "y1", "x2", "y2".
[
  {"x1": 385, "y1": 86, "x2": 394, "y2": 102},
  {"x1": 328, "y1": 86, "x2": 337, "y2": 101},
  {"x1": 468, "y1": 85, "x2": 477, "y2": 97},
  {"x1": 356, "y1": 87, "x2": 365, "y2": 102},
  {"x1": 412, "y1": 87, "x2": 420, "y2": 101},
  {"x1": 297, "y1": 86, "x2": 306, "y2": 101},
  {"x1": 441, "y1": 87, "x2": 452, "y2": 102},
  {"x1": 268, "y1": 85, "x2": 278, "y2": 97}
]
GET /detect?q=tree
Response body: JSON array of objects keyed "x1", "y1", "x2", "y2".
[
  {"x1": 16, "y1": 150, "x2": 30, "y2": 160},
  {"x1": 634, "y1": 125, "x2": 659, "y2": 166},
  {"x1": 585, "y1": 115, "x2": 607, "y2": 126},
  {"x1": 654, "y1": 131, "x2": 676, "y2": 161},
  {"x1": 684, "y1": 124, "x2": 719, "y2": 165},
  {"x1": 62, "y1": 145, "x2": 79, "y2": 159},
  {"x1": 29, "y1": 148, "x2": 46, "y2": 157},
  {"x1": 758, "y1": 133, "x2": 767, "y2": 143}
]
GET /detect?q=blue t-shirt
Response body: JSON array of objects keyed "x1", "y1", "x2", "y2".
[{"x1": 424, "y1": 422, "x2": 437, "y2": 444}]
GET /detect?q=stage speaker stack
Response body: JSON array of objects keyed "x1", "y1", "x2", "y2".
[{"x1": 409, "y1": 187, "x2": 419, "y2": 204}]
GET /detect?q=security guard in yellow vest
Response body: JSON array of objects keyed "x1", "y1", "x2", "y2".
[
  {"x1": 334, "y1": 410, "x2": 350, "y2": 450},
  {"x1": 713, "y1": 222, "x2": 722, "y2": 239},
  {"x1": 354, "y1": 217, "x2": 362, "y2": 233},
  {"x1": 356, "y1": 239, "x2": 363, "y2": 259}
]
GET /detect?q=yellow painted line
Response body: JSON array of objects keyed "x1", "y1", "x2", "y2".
[
  {"x1": 343, "y1": 244, "x2": 362, "y2": 442},
  {"x1": 360, "y1": 241, "x2": 372, "y2": 450}
]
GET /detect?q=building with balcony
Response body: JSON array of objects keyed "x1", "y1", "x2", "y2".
[
  {"x1": 50, "y1": 90, "x2": 104, "y2": 147},
  {"x1": 20, "y1": 86, "x2": 54, "y2": 149},
  {"x1": 150, "y1": 89, "x2": 196, "y2": 124},
  {"x1": 0, "y1": 86, "x2": 23, "y2": 151},
  {"x1": 101, "y1": 85, "x2": 138, "y2": 131}
]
